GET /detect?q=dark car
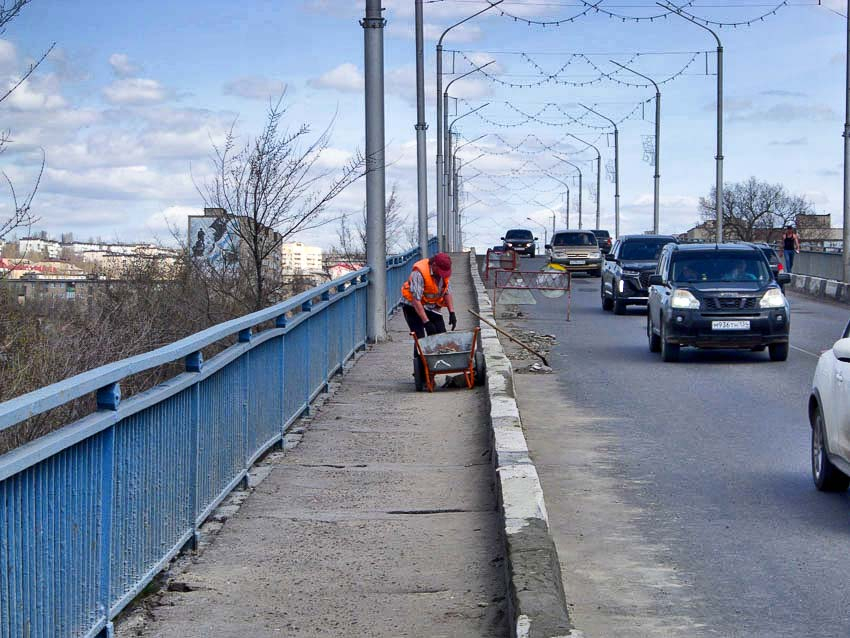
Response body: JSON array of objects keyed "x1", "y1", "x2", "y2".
[
  {"x1": 501, "y1": 229, "x2": 537, "y2": 257},
  {"x1": 591, "y1": 229, "x2": 613, "y2": 254},
  {"x1": 601, "y1": 235, "x2": 677, "y2": 314},
  {"x1": 646, "y1": 243, "x2": 792, "y2": 362}
]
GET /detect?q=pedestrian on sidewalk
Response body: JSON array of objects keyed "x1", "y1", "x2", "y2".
[
  {"x1": 401, "y1": 252, "x2": 457, "y2": 340},
  {"x1": 782, "y1": 225, "x2": 800, "y2": 273}
]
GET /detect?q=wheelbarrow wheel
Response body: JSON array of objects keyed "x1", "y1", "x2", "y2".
[
  {"x1": 474, "y1": 351, "x2": 486, "y2": 386},
  {"x1": 414, "y1": 357, "x2": 426, "y2": 392}
]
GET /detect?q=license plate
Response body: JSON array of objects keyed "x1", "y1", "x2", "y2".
[
  {"x1": 712, "y1": 320, "x2": 750, "y2": 330},
  {"x1": 569, "y1": 260, "x2": 585, "y2": 265}
]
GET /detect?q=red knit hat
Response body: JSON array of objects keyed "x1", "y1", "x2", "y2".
[{"x1": 431, "y1": 252, "x2": 452, "y2": 278}]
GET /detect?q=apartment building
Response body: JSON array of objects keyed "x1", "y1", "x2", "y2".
[{"x1": 281, "y1": 242, "x2": 323, "y2": 274}]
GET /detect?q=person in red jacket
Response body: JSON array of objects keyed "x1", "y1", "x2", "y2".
[{"x1": 400, "y1": 252, "x2": 457, "y2": 338}]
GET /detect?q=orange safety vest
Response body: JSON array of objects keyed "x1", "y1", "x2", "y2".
[{"x1": 401, "y1": 258, "x2": 450, "y2": 308}]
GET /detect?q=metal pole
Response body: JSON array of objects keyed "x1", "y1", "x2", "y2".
[
  {"x1": 660, "y1": 3, "x2": 722, "y2": 242},
  {"x1": 363, "y1": 0, "x2": 386, "y2": 342},
  {"x1": 449, "y1": 132, "x2": 456, "y2": 250},
  {"x1": 845, "y1": 2, "x2": 850, "y2": 280},
  {"x1": 566, "y1": 186, "x2": 570, "y2": 227},
  {"x1": 556, "y1": 157, "x2": 583, "y2": 229},
  {"x1": 566, "y1": 133, "x2": 602, "y2": 231},
  {"x1": 580, "y1": 104, "x2": 620, "y2": 237},
  {"x1": 414, "y1": 0, "x2": 429, "y2": 257}
]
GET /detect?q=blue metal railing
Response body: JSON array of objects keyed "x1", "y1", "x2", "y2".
[{"x1": 0, "y1": 239, "x2": 436, "y2": 638}]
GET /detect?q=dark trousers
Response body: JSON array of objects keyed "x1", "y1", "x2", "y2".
[{"x1": 403, "y1": 304, "x2": 446, "y2": 338}]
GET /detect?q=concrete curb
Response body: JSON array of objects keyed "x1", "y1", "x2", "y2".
[
  {"x1": 468, "y1": 251, "x2": 577, "y2": 638},
  {"x1": 789, "y1": 273, "x2": 850, "y2": 304}
]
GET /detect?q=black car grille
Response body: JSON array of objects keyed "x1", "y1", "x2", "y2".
[
  {"x1": 703, "y1": 296, "x2": 759, "y2": 311},
  {"x1": 638, "y1": 271, "x2": 653, "y2": 288}
]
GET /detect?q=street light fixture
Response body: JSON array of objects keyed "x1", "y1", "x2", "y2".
[
  {"x1": 447, "y1": 102, "x2": 490, "y2": 251},
  {"x1": 436, "y1": 0, "x2": 504, "y2": 252},
  {"x1": 526, "y1": 217, "x2": 549, "y2": 247},
  {"x1": 535, "y1": 200, "x2": 558, "y2": 237},
  {"x1": 544, "y1": 173, "x2": 571, "y2": 228},
  {"x1": 659, "y1": 2, "x2": 723, "y2": 243},
  {"x1": 566, "y1": 133, "x2": 602, "y2": 230},
  {"x1": 610, "y1": 60, "x2": 661, "y2": 234},
  {"x1": 554, "y1": 156, "x2": 583, "y2": 229}
]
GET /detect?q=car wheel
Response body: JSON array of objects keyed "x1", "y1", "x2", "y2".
[
  {"x1": 530, "y1": 249, "x2": 536, "y2": 258},
  {"x1": 414, "y1": 357, "x2": 425, "y2": 392},
  {"x1": 661, "y1": 322, "x2": 680, "y2": 362},
  {"x1": 613, "y1": 295, "x2": 627, "y2": 315},
  {"x1": 647, "y1": 317, "x2": 661, "y2": 353},
  {"x1": 769, "y1": 342, "x2": 789, "y2": 362},
  {"x1": 812, "y1": 406, "x2": 850, "y2": 492},
  {"x1": 592, "y1": 267, "x2": 602, "y2": 277},
  {"x1": 601, "y1": 285, "x2": 613, "y2": 311}
]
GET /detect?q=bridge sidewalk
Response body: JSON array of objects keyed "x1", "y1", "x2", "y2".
[{"x1": 121, "y1": 254, "x2": 507, "y2": 638}]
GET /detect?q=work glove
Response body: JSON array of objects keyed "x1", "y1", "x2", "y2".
[
  {"x1": 449, "y1": 311, "x2": 457, "y2": 331},
  {"x1": 423, "y1": 320, "x2": 437, "y2": 336}
]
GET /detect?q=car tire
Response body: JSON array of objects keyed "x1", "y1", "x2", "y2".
[
  {"x1": 812, "y1": 406, "x2": 850, "y2": 492},
  {"x1": 768, "y1": 342, "x2": 789, "y2": 362},
  {"x1": 592, "y1": 268, "x2": 602, "y2": 277},
  {"x1": 414, "y1": 357, "x2": 425, "y2": 392},
  {"x1": 529, "y1": 249, "x2": 536, "y2": 258},
  {"x1": 613, "y1": 296, "x2": 627, "y2": 315},
  {"x1": 648, "y1": 317, "x2": 661, "y2": 353},
  {"x1": 661, "y1": 323, "x2": 680, "y2": 362},
  {"x1": 601, "y1": 286, "x2": 613, "y2": 311}
]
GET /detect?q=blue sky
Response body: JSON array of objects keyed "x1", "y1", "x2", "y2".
[{"x1": 1, "y1": 0, "x2": 847, "y2": 250}]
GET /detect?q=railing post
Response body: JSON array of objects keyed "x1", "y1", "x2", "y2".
[
  {"x1": 95, "y1": 381, "x2": 118, "y2": 637},
  {"x1": 185, "y1": 352, "x2": 202, "y2": 549},
  {"x1": 276, "y1": 315, "x2": 287, "y2": 443},
  {"x1": 302, "y1": 300, "x2": 313, "y2": 414},
  {"x1": 238, "y1": 329, "x2": 251, "y2": 489},
  {"x1": 321, "y1": 290, "x2": 331, "y2": 389}
]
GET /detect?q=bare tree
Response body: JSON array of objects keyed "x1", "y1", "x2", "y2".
[
  {"x1": 0, "y1": 1, "x2": 55, "y2": 245},
  {"x1": 200, "y1": 96, "x2": 365, "y2": 311},
  {"x1": 331, "y1": 183, "x2": 413, "y2": 263},
  {"x1": 699, "y1": 177, "x2": 814, "y2": 243}
]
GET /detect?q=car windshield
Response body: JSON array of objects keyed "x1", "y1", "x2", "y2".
[
  {"x1": 591, "y1": 230, "x2": 609, "y2": 238},
  {"x1": 670, "y1": 252, "x2": 772, "y2": 283},
  {"x1": 620, "y1": 240, "x2": 671, "y2": 261},
  {"x1": 552, "y1": 232, "x2": 595, "y2": 246},
  {"x1": 759, "y1": 247, "x2": 780, "y2": 265},
  {"x1": 505, "y1": 230, "x2": 533, "y2": 240}
]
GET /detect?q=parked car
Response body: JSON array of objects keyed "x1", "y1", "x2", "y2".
[
  {"x1": 809, "y1": 320, "x2": 850, "y2": 492},
  {"x1": 501, "y1": 229, "x2": 537, "y2": 257},
  {"x1": 646, "y1": 243, "x2": 792, "y2": 362},
  {"x1": 546, "y1": 230, "x2": 603, "y2": 276},
  {"x1": 591, "y1": 229, "x2": 613, "y2": 254},
  {"x1": 601, "y1": 235, "x2": 677, "y2": 314}
]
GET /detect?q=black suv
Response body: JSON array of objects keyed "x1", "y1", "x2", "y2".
[
  {"x1": 591, "y1": 229, "x2": 612, "y2": 254},
  {"x1": 647, "y1": 243, "x2": 792, "y2": 362},
  {"x1": 501, "y1": 229, "x2": 537, "y2": 257},
  {"x1": 601, "y1": 235, "x2": 677, "y2": 314}
]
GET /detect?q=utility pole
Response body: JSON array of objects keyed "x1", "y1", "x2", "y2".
[
  {"x1": 435, "y1": 0, "x2": 503, "y2": 253},
  {"x1": 567, "y1": 133, "x2": 602, "y2": 230},
  {"x1": 662, "y1": 3, "x2": 723, "y2": 243},
  {"x1": 610, "y1": 61, "x2": 660, "y2": 234},
  {"x1": 581, "y1": 104, "x2": 619, "y2": 238},
  {"x1": 414, "y1": 0, "x2": 429, "y2": 257},
  {"x1": 844, "y1": 0, "x2": 850, "y2": 280},
  {"x1": 363, "y1": 0, "x2": 386, "y2": 342},
  {"x1": 555, "y1": 157, "x2": 583, "y2": 229}
]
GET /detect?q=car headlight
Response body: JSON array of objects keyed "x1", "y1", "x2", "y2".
[
  {"x1": 671, "y1": 289, "x2": 700, "y2": 309},
  {"x1": 618, "y1": 279, "x2": 625, "y2": 293},
  {"x1": 589, "y1": 252, "x2": 601, "y2": 259},
  {"x1": 622, "y1": 269, "x2": 639, "y2": 276},
  {"x1": 759, "y1": 288, "x2": 786, "y2": 308},
  {"x1": 506, "y1": 242, "x2": 513, "y2": 247}
]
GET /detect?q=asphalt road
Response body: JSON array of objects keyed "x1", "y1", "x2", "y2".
[{"x1": 495, "y1": 256, "x2": 850, "y2": 638}]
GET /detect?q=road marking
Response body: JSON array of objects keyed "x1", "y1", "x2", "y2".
[{"x1": 791, "y1": 345, "x2": 820, "y2": 359}]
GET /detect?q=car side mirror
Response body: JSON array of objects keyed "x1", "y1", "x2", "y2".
[
  {"x1": 544, "y1": 244, "x2": 551, "y2": 251},
  {"x1": 648, "y1": 274, "x2": 664, "y2": 286},
  {"x1": 500, "y1": 237, "x2": 505, "y2": 241},
  {"x1": 776, "y1": 272, "x2": 791, "y2": 285},
  {"x1": 604, "y1": 253, "x2": 615, "y2": 261},
  {"x1": 834, "y1": 338, "x2": 850, "y2": 363},
  {"x1": 534, "y1": 237, "x2": 539, "y2": 241}
]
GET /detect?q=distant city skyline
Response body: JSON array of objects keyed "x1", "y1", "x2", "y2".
[{"x1": 1, "y1": 0, "x2": 847, "y2": 250}]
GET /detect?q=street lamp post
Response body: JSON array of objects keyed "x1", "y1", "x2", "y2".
[
  {"x1": 660, "y1": 2, "x2": 723, "y2": 243},
  {"x1": 580, "y1": 104, "x2": 619, "y2": 238},
  {"x1": 414, "y1": 0, "x2": 429, "y2": 258},
  {"x1": 527, "y1": 217, "x2": 548, "y2": 247},
  {"x1": 555, "y1": 156, "x2": 583, "y2": 229},
  {"x1": 566, "y1": 133, "x2": 602, "y2": 230},
  {"x1": 844, "y1": 0, "x2": 850, "y2": 280},
  {"x1": 544, "y1": 172, "x2": 571, "y2": 228},
  {"x1": 444, "y1": 62, "x2": 494, "y2": 251},
  {"x1": 610, "y1": 60, "x2": 661, "y2": 234},
  {"x1": 436, "y1": 1, "x2": 503, "y2": 252}
]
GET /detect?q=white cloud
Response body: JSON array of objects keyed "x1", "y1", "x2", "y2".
[
  {"x1": 315, "y1": 147, "x2": 354, "y2": 169},
  {"x1": 309, "y1": 63, "x2": 363, "y2": 93},
  {"x1": 103, "y1": 78, "x2": 168, "y2": 105},
  {"x1": 146, "y1": 205, "x2": 203, "y2": 237},
  {"x1": 4, "y1": 76, "x2": 66, "y2": 111},
  {"x1": 108, "y1": 53, "x2": 138, "y2": 77},
  {"x1": 0, "y1": 39, "x2": 16, "y2": 70},
  {"x1": 223, "y1": 76, "x2": 287, "y2": 100}
]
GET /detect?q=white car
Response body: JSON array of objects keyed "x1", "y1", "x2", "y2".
[{"x1": 810, "y1": 323, "x2": 850, "y2": 491}]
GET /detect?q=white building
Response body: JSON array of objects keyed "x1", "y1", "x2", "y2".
[
  {"x1": 19, "y1": 238, "x2": 61, "y2": 259},
  {"x1": 281, "y1": 242, "x2": 323, "y2": 274}
]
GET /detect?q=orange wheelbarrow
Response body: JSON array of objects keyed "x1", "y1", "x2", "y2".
[{"x1": 412, "y1": 327, "x2": 482, "y2": 392}]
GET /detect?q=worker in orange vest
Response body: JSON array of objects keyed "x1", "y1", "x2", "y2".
[{"x1": 401, "y1": 252, "x2": 457, "y2": 338}]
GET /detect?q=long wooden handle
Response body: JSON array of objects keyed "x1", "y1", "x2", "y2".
[{"x1": 468, "y1": 309, "x2": 549, "y2": 367}]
